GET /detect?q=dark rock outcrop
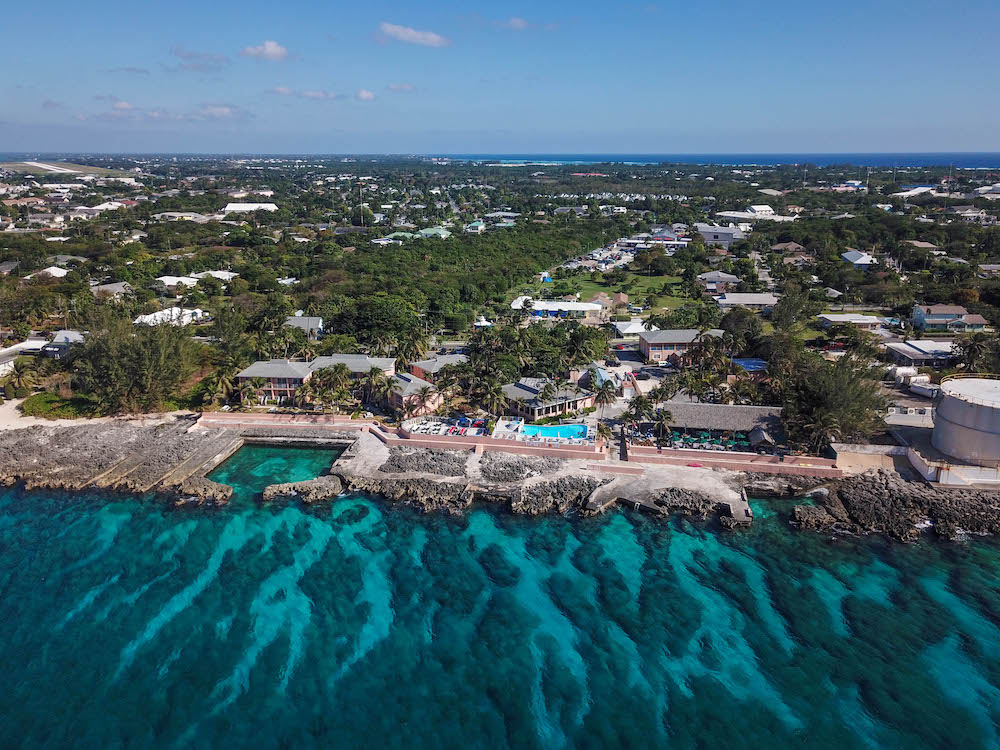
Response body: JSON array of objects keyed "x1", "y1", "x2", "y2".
[
  {"x1": 480, "y1": 452, "x2": 567, "y2": 483},
  {"x1": 378, "y1": 446, "x2": 469, "y2": 476},
  {"x1": 793, "y1": 469, "x2": 1000, "y2": 541},
  {"x1": 262, "y1": 474, "x2": 344, "y2": 504}
]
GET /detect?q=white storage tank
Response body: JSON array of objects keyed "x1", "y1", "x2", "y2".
[{"x1": 932, "y1": 377, "x2": 1000, "y2": 466}]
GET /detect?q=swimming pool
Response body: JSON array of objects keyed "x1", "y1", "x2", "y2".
[{"x1": 520, "y1": 424, "x2": 588, "y2": 439}]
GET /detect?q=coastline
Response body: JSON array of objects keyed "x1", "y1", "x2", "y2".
[{"x1": 3, "y1": 416, "x2": 1000, "y2": 542}]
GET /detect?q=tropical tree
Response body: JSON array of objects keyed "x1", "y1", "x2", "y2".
[
  {"x1": 954, "y1": 331, "x2": 995, "y2": 372},
  {"x1": 5, "y1": 360, "x2": 36, "y2": 392},
  {"x1": 592, "y1": 376, "x2": 617, "y2": 418}
]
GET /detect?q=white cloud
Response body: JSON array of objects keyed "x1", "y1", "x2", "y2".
[
  {"x1": 241, "y1": 40, "x2": 288, "y2": 61},
  {"x1": 301, "y1": 89, "x2": 341, "y2": 100},
  {"x1": 270, "y1": 86, "x2": 294, "y2": 96},
  {"x1": 502, "y1": 17, "x2": 530, "y2": 30},
  {"x1": 112, "y1": 100, "x2": 133, "y2": 111},
  {"x1": 356, "y1": 89, "x2": 376, "y2": 101},
  {"x1": 387, "y1": 82, "x2": 415, "y2": 92},
  {"x1": 378, "y1": 22, "x2": 450, "y2": 47},
  {"x1": 196, "y1": 103, "x2": 243, "y2": 119}
]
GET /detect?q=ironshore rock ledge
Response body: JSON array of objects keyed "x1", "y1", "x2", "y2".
[
  {"x1": 0, "y1": 418, "x2": 751, "y2": 525},
  {"x1": 5, "y1": 417, "x2": 1000, "y2": 540},
  {"x1": 793, "y1": 469, "x2": 1000, "y2": 542}
]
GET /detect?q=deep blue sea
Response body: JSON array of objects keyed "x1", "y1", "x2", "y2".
[
  {"x1": 438, "y1": 153, "x2": 1000, "y2": 168},
  {"x1": 1, "y1": 447, "x2": 999, "y2": 749}
]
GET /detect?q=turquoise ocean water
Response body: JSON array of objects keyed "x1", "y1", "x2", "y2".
[{"x1": 1, "y1": 447, "x2": 999, "y2": 749}]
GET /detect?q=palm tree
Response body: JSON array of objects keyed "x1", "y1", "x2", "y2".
[
  {"x1": 415, "y1": 385, "x2": 435, "y2": 415},
  {"x1": 593, "y1": 378, "x2": 617, "y2": 419},
  {"x1": 654, "y1": 408, "x2": 673, "y2": 441},
  {"x1": 480, "y1": 379, "x2": 507, "y2": 416},
  {"x1": 596, "y1": 422, "x2": 614, "y2": 447},
  {"x1": 626, "y1": 394, "x2": 654, "y2": 423},
  {"x1": 294, "y1": 343, "x2": 317, "y2": 361},
  {"x1": 955, "y1": 331, "x2": 993, "y2": 372},
  {"x1": 6, "y1": 360, "x2": 36, "y2": 392},
  {"x1": 804, "y1": 411, "x2": 842, "y2": 453},
  {"x1": 361, "y1": 366, "x2": 390, "y2": 406}
]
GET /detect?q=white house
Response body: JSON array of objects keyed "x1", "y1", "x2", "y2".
[
  {"x1": 25, "y1": 266, "x2": 69, "y2": 279},
  {"x1": 841, "y1": 249, "x2": 878, "y2": 270},
  {"x1": 714, "y1": 293, "x2": 779, "y2": 311},
  {"x1": 223, "y1": 202, "x2": 279, "y2": 213},
  {"x1": 134, "y1": 307, "x2": 207, "y2": 326}
]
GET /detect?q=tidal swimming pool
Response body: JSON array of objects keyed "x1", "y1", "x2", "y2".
[{"x1": 207, "y1": 444, "x2": 343, "y2": 502}]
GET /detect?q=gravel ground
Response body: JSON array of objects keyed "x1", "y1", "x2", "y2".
[
  {"x1": 378, "y1": 446, "x2": 470, "y2": 476},
  {"x1": 479, "y1": 452, "x2": 568, "y2": 483}
]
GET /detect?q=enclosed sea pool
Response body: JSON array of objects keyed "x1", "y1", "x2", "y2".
[
  {"x1": 208, "y1": 443, "x2": 343, "y2": 502},
  {"x1": 519, "y1": 423, "x2": 588, "y2": 439}
]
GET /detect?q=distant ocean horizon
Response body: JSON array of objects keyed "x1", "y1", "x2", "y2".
[{"x1": 435, "y1": 153, "x2": 1000, "y2": 169}]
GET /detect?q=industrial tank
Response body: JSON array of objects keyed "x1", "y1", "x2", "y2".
[{"x1": 932, "y1": 376, "x2": 1000, "y2": 466}]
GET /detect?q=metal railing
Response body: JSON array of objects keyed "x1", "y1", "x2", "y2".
[{"x1": 939, "y1": 374, "x2": 1000, "y2": 407}]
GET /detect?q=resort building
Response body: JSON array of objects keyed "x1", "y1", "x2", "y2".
[
  {"x1": 389, "y1": 373, "x2": 443, "y2": 416},
  {"x1": 638, "y1": 329, "x2": 722, "y2": 364},
  {"x1": 236, "y1": 354, "x2": 395, "y2": 402},
  {"x1": 409, "y1": 354, "x2": 468, "y2": 383},
  {"x1": 501, "y1": 377, "x2": 595, "y2": 421},
  {"x1": 911, "y1": 304, "x2": 988, "y2": 332},
  {"x1": 510, "y1": 295, "x2": 603, "y2": 319}
]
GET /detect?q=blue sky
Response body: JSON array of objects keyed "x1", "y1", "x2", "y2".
[{"x1": 2, "y1": 0, "x2": 998, "y2": 154}]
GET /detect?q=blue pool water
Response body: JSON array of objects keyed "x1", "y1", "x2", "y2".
[{"x1": 521, "y1": 424, "x2": 588, "y2": 439}]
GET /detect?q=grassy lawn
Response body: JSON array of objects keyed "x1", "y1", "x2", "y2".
[
  {"x1": 18, "y1": 392, "x2": 101, "y2": 419},
  {"x1": 0, "y1": 161, "x2": 125, "y2": 176},
  {"x1": 761, "y1": 320, "x2": 826, "y2": 341},
  {"x1": 516, "y1": 270, "x2": 689, "y2": 314}
]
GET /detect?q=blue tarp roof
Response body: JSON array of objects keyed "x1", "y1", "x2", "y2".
[{"x1": 733, "y1": 358, "x2": 768, "y2": 373}]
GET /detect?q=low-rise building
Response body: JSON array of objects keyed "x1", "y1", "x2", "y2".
[
  {"x1": 134, "y1": 307, "x2": 206, "y2": 326},
  {"x1": 223, "y1": 202, "x2": 279, "y2": 213},
  {"x1": 511, "y1": 295, "x2": 603, "y2": 319},
  {"x1": 817, "y1": 313, "x2": 881, "y2": 331},
  {"x1": 284, "y1": 315, "x2": 324, "y2": 339},
  {"x1": 501, "y1": 377, "x2": 595, "y2": 421},
  {"x1": 409, "y1": 354, "x2": 468, "y2": 382},
  {"x1": 639, "y1": 329, "x2": 722, "y2": 363},
  {"x1": 911, "y1": 304, "x2": 988, "y2": 332},
  {"x1": 841, "y1": 249, "x2": 878, "y2": 270},
  {"x1": 389, "y1": 372, "x2": 443, "y2": 416},
  {"x1": 694, "y1": 223, "x2": 745, "y2": 249},
  {"x1": 885, "y1": 340, "x2": 957, "y2": 368},
  {"x1": 236, "y1": 354, "x2": 396, "y2": 402},
  {"x1": 612, "y1": 318, "x2": 658, "y2": 340},
  {"x1": 714, "y1": 292, "x2": 779, "y2": 311}
]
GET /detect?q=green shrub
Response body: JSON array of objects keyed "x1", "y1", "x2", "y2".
[
  {"x1": 14, "y1": 388, "x2": 29, "y2": 399},
  {"x1": 3, "y1": 385, "x2": 12, "y2": 400}
]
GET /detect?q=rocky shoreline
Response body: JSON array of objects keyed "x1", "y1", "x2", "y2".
[
  {"x1": 5, "y1": 421, "x2": 1000, "y2": 541},
  {"x1": 792, "y1": 469, "x2": 1000, "y2": 542}
]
